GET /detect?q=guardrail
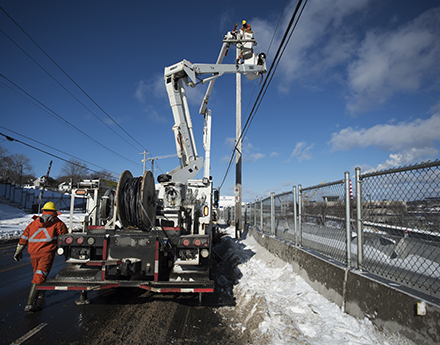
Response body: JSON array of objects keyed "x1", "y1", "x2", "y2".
[{"x1": 220, "y1": 160, "x2": 440, "y2": 301}]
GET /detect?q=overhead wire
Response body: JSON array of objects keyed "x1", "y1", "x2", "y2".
[
  {"x1": 0, "y1": 73, "x2": 141, "y2": 166},
  {"x1": 0, "y1": 131, "x2": 119, "y2": 179},
  {"x1": 0, "y1": 126, "x2": 117, "y2": 174},
  {"x1": 241, "y1": 0, "x2": 289, "y2": 139},
  {"x1": 0, "y1": 5, "x2": 150, "y2": 155},
  {"x1": 0, "y1": 28, "x2": 145, "y2": 153},
  {"x1": 219, "y1": 0, "x2": 308, "y2": 189}
]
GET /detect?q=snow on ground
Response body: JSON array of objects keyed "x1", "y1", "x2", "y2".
[
  {"x1": 0, "y1": 199, "x2": 85, "y2": 240},
  {"x1": 0, "y1": 201, "x2": 416, "y2": 344},
  {"x1": 216, "y1": 221, "x2": 416, "y2": 345}
]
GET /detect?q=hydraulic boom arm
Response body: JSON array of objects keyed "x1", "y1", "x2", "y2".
[{"x1": 164, "y1": 24, "x2": 266, "y2": 183}]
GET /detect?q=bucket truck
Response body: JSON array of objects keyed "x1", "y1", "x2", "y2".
[{"x1": 37, "y1": 23, "x2": 266, "y2": 304}]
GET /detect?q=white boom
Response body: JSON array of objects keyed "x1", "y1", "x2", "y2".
[{"x1": 164, "y1": 25, "x2": 267, "y2": 183}]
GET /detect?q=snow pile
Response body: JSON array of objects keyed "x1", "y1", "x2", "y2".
[
  {"x1": 0, "y1": 200, "x2": 85, "y2": 240},
  {"x1": 0, "y1": 201, "x2": 32, "y2": 240},
  {"x1": 217, "y1": 224, "x2": 415, "y2": 345}
]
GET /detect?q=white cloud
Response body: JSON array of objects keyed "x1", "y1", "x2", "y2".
[
  {"x1": 134, "y1": 76, "x2": 165, "y2": 103},
  {"x1": 288, "y1": 141, "x2": 314, "y2": 162},
  {"x1": 362, "y1": 147, "x2": 439, "y2": 174},
  {"x1": 251, "y1": 0, "x2": 373, "y2": 92},
  {"x1": 143, "y1": 105, "x2": 167, "y2": 123},
  {"x1": 281, "y1": 180, "x2": 295, "y2": 187},
  {"x1": 252, "y1": 2, "x2": 440, "y2": 113},
  {"x1": 221, "y1": 155, "x2": 231, "y2": 164},
  {"x1": 223, "y1": 137, "x2": 265, "y2": 163},
  {"x1": 245, "y1": 153, "x2": 265, "y2": 163},
  {"x1": 347, "y1": 7, "x2": 440, "y2": 113},
  {"x1": 329, "y1": 113, "x2": 440, "y2": 151},
  {"x1": 270, "y1": 151, "x2": 279, "y2": 157},
  {"x1": 224, "y1": 137, "x2": 236, "y2": 149}
]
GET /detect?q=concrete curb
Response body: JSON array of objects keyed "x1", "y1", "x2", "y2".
[{"x1": 248, "y1": 226, "x2": 440, "y2": 345}]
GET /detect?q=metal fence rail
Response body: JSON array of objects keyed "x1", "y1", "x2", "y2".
[
  {"x1": 0, "y1": 183, "x2": 85, "y2": 211},
  {"x1": 224, "y1": 160, "x2": 440, "y2": 300}
]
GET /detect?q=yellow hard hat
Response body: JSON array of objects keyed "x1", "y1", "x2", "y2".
[
  {"x1": 42, "y1": 201, "x2": 57, "y2": 211},
  {"x1": 242, "y1": 20, "x2": 247, "y2": 25}
]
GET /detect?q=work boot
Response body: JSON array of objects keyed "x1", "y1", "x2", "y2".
[
  {"x1": 24, "y1": 283, "x2": 42, "y2": 312},
  {"x1": 35, "y1": 290, "x2": 46, "y2": 309}
]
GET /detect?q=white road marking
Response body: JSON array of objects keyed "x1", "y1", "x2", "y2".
[{"x1": 10, "y1": 322, "x2": 47, "y2": 345}]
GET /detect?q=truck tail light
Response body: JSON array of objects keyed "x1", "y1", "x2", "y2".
[
  {"x1": 65, "y1": 236, "x2": 73, "y2": 244},
  {"x1": 182, "y1": 239, "x2": 190, "y2": 246},
  {"x1": 194, "y1": 239, "x2": 201, "y2": 247},
  {"x1": 76, "y1": 236, "x2": 84, "y2": 245}
]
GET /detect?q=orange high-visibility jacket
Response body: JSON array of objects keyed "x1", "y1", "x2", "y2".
[{"x1": 19, "y1": 213, "x2": 68, "y2": 258}]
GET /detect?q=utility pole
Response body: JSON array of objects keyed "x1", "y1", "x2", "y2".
[
  {"x1": 235, "y1": 47, "x2": 242, "y2": 239},
  {"x1": 140, "y1": 150, "x2": 149, "y2": 174}
]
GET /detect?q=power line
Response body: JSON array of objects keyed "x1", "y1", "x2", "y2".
[
  {"x1": 0, "y1": 131, "x2": 119, "y2": 178},
  {"x1": 0, "y1": 5, "x2": 149, "y2": 154},
  {"x1": 0, "y1": 126, "x2": 116, "y2": 174},
  {"x1": 0, "y1": 73, "x2": 141, "y2": 167},
  {"x1": 0, "y1": 28, "x2": 145, "y2": 153},
  {"x1": 219, "y1": 0, "x2": 309, "y2": 189}
]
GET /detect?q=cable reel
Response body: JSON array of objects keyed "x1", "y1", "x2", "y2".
[
  {"x1": 116, "y1": 170, "x2": 156, "y2": 230},
  {"x1": 100, "y1": 188, "x2": 115, "y2": 222}
]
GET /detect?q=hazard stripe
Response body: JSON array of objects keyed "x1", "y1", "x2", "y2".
[
  {"x1": 154, "y1": 240, "x2": 159, "y2": 282},
  {"x1": 139, "y1": 285, "x2": 214, "y2": 293},
  {"x1": 36, "y1": 270, "x2": 48, "y2": 276},
  {"x1": 37, "y1": 284, "x2": 119, "y2": 291}
]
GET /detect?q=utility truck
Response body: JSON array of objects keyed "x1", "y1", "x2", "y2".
[{"x1": 38, "y1": 23, "x2": 266, "y2": 304}]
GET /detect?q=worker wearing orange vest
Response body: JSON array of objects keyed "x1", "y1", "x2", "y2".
[
  {"x1": 14, "y1": 201, "x2": 68, "y2": 312},
  {"x1": 241, "y1": 19, "x2": 252, "y2": 32}
]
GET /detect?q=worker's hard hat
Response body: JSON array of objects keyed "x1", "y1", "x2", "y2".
[
  {"x1": 42, "y1": 201, "x2": 57, "y2": 211},
  {"x1": 242, "y1": 20, "x2": 247, "y2": 25}
]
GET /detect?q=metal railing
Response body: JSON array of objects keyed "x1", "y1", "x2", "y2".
[
  {"x1": 222, "y1": 160, "x2": 440, "y2": 300},
  {"x1": 0, "y1": 183, "x2": 85, "y2": 211}
]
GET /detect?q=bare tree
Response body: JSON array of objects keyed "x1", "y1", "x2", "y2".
[
  {"x1": 58, "y1": 158, "x2": 88, "y2": 186},
  {"x1": 87, "y1": 170, "x2": 116, "y2": 181},
  {"x1": 0, "y1": 148, "x2": 34, "y2": 184}
]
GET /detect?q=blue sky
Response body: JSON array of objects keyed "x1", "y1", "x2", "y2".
[{"x1": 1, "y1": 0, "x2": 439, "y2": 201}]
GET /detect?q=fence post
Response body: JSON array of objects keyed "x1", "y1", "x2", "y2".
[
  {"x1": 355, "y1": 167, "x2": 363, "y2": 270},
  {"x1": 345, "y1": 171, "x2": 351, "y2": 268},
  {"x1": 270, "y1": 192, "x2": 275, "y2": 236},
  {"x1": 293, "y1": 186, "x2": 298, "y2": 246},
  {"x1": 260, "y1": 197, "x2": 263, "y2": 232},
  {"x1": 298, "y1": 184, "x2": 302, "y2": 247},
  {"x1": 254, "y1": 199, "x2": 257, "y2": 227}
]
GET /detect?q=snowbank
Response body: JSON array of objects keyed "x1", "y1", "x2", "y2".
[
  {"x1": 0, "y1": 200, "x2": 85, "y2": 241},
  {"x1": 217, "y1": 224, "x2": 415, "y2": 345}
]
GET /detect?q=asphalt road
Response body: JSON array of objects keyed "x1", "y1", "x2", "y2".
[{"x1": 0, "y1": 240, "x2": 244, "y2": 345}]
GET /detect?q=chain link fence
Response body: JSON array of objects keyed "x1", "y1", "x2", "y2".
[
  {"x1": 359, "y1": 161, "x2": 440, "y2": 299},
  {"x1": 225, "y1": 160, "x2": 440, "y2": 301},
  {"x1": 300, "y1": 179, "x2": 349, "y2": 265}
]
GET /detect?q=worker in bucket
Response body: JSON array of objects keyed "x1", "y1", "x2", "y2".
[
  {"x1": 241, "y1": 19, "x2": 252, "y2": 32},
  {"x1": 14, "y1": 201, "x2": 68, "y2": 312}
]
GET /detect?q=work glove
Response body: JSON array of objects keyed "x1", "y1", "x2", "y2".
[{"x1": 14, "y1": 243, "x2": 25, "y2": 262}]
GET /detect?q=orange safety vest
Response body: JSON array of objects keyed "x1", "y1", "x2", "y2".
[{"x1": 19, "y1": 212, "x2": 68, "y2": 258}]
